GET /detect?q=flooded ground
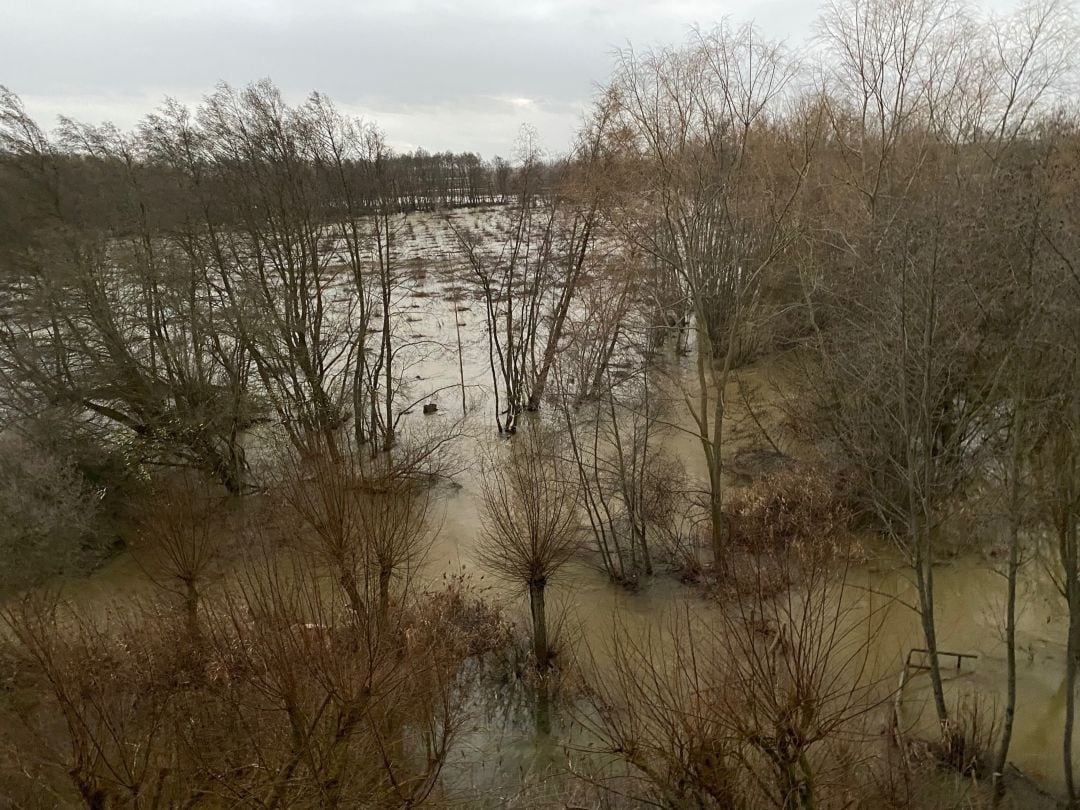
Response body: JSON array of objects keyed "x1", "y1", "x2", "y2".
[{"x1": 41, "y1": 207, "x2": 1078, "y2": 802}]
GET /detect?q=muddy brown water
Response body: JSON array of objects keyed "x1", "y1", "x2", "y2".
[{"x1": 31, "y1": 210, "x2": 1079, "y2": 799}]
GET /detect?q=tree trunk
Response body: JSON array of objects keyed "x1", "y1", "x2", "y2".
[
  {"x1": 527, "y1": 214, "x2": 592, "y2": 411},
  {"x1": 915, "y1": 547, "x2": 949, "y2": 727},
  {"x1": 340, "y1": 569, "x2": 366, "y2": 618},
  {"x1": 995, "y1": 517, "x2": 1020, "y2": 789},
  {"x1": 322, "y1": 697, "x2": 370, "y2": 810},
  {"x1": 455, "y1": 310, "x2": 467, "y2": 417},
  {"x1": 378, "y1": 567, "x2": 391, "y2": 623},
  {"x1": 354, "y1": 350, "x2": 368, "y2": 447},
  {"x1": 709, "y1": 467, "x2": 726, "y2": 567},
  {"x1": 528, "y1": 580, "x2": 549, "y2": 672},
  {"x1": 1066, "y1": 523, "x2": 1079, "y2": 808},
  {"x1": 383, "y1": 313, "x2": 394, "y2": 452},
  {"x1": 183, "y1": 579, "x2": 200, "y2": 645},
  {"x1": 796, "y1": 749, "x2": 817, "y2": 810},
  {"x1": 535, "y1": 679, "x2": 552, "y2": 736},
  {"x1": 994, "y1": 420, "x2": 1024, "y2": 794},
  {"x1": 200, "y1": 438, "x2": 242, "y2": 495},
  {"x1": 215, "y1": 457, "x2": 243, "y2": 496}
]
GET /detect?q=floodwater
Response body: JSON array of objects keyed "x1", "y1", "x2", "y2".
[
  {"x1": 42, "y1": 208, "x2": 1078, "y2": 800},
  {"x1": 430, "y1": 458, "x2": 1074, "y2": 795}
]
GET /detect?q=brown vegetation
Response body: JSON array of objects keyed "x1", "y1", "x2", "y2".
[{"x1": 0, "y1": 0, "x2": 1079, "y2": 805}]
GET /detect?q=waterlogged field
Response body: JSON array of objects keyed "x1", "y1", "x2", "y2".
[{"x1": 35, "y1": 206, "x2": 1074, "y2": 806}]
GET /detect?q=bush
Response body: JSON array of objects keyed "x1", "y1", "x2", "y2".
[
  {"x1": 0, "y1": 565, "x2": 517, "y2": 808},
  {"x1": 0, "y1": 429, "x2": 102, "y2": 592},
  {"x1": 727, "y1": 470, "x2": 852, "y2": 556}
]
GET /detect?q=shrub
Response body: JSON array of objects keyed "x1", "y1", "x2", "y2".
[
  {"x1": 0, "y1": 429, "x2": 101, "y2": 592},
  {"x1": 727, "y1": 470, "x2": 853, "y2": 557}
]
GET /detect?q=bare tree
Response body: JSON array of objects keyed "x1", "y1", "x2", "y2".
[
  {"x1": 0, "y1": 90, "x2": 254, "y2": 491},
  {"x1": 352, "y1": 127, "x2": 452, "y2": 453},
  {"x1": 477, "y1": 425, "x2": 583, "y2": 672},
  {"x1": 0, "y1": 594, "x2": 192, "y2": 808},
  {"x1": 1031, "y1": 116, "x2": 1080, "y2": 810},
  {"x1": 301, "y1": 92, "x2": 379, "y2": 450},
  {"x1": 130, "y1": 471, "x2": 226, "y2": 641},
  {"x1": 582, "y1": 540, "x2": 886, "y2": 809},
  {"x1": 448, "y1": 128, "x2": 568, "y2": 434},
  {"x1": 196, "y1": 81, "x2": 358, "y2": 456},
  {"x1": 981, "y1": 120, "x2": 1077, "y2": 788},
  {"x1": 553, "y1": 322, "x2": 677, "y2": 586},
  {"x1": 524, "y1": 100, "x2": 616, "y2": 412},
  {"x1": 278, "y1": 435, "x2": 435, "y2": 621},
  {"x1": 0, "y1": 503, "x2": 491, "y2": 808},
  {"x1": 602, "y1": 23, "x2": 812, "y2": 562},
  {"x1": 806, "y1": 0, "x2": 1076, "y2": 739}
]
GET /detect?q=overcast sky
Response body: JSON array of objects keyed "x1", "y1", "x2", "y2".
[{"x1": 2, "y1": 0, "x2": 1023, "y2": 159}]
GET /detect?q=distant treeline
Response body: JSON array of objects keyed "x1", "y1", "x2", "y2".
[{"x1": 0, "y1": 84, "x2": 551, "y2": 258}]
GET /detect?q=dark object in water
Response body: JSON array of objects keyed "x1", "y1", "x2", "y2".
[{"x1": 423, "y1": 403, "x2": 438, "y2": 415}]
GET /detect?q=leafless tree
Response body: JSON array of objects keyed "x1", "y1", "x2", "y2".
[
  {"x1": 192, "y1": 81, "x2": 370, "y2": 458},
  {"x1": 448, "y1": 127, "x2": 596, "y2": 433},
  {"x1": 130, "y1": 471, "x2": 226, "y2": 641},
  {"x1": 0, "y1": 90, "x2": 254, "y2": 491},
  {"x1": 602, "y1": 23, "x2": 813, "y2": 562},
  {"x1": 0, "y1": 509, "x2": 493, "y2": 808},
  {"x1": 1029, "y1": 117, "x2": 1080, "y2": 809},
  {"x1": 582, "y1": 540, "x2": 887, "y2": 809},
  {"x1": 553, "y1": 321, "x2": 679, "y2": 586},
  {"x1": 477, "y1": 425, "x2": 583, "y2": 672},
  {"x1": 0, "y1": 594, "x2": 192, "y2": 808},
  {"x1": 805, "y1": 0, "x2": 1077, "y2": 739},
  {"x1": 277, "y1": 435, "x2": 436, "y2": 622}
]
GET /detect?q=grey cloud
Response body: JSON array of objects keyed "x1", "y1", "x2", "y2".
[{"x1": 2, "y1": 0, "x2": 1021, "y2": 156}]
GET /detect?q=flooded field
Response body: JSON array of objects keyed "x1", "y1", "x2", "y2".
[{"x1": 41, "y1": 208, "x2": 1075, "y2": 805}]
